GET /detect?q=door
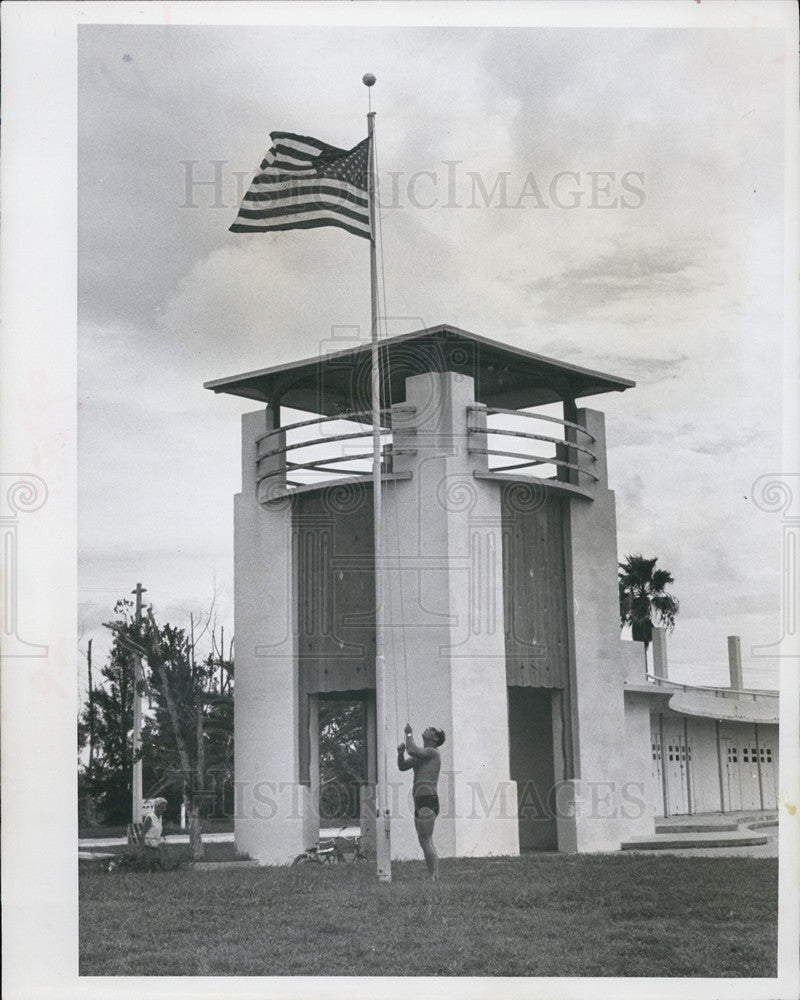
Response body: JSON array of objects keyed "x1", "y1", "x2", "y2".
[
  {"x1": 507, "y1": 687, "x2": 557, "y2": 850},
  {"x1": 651, "y1": 733, "x2": 665, "y2": 817},
  {"x1": 664, "y1": 734, "x2": 690, "y2": 815},
  {"x1": 722, "y1": 738, "x2": 742, "y2": 812},
  {"x1": 739, "y1": 743, "x2": 762, "y2": 811},
  {"x1": 757, "y1": 743, "x2": 778, "y2": 809}
]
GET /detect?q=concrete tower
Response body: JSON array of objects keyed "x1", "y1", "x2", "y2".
[{"x1": 205, "y1": 324, "x2": 640, "y2": 863}]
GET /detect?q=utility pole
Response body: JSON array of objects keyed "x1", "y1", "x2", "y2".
[
  {"x1": 190, "y1": 612, "x2": 205, "y2": 803},
  {"x1": 132, "y1": 582, "x2": 147, "y2": 825}
]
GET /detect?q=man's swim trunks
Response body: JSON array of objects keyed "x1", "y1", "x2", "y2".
[{"x1": 413, "y1": 793, "x2": 440, "y2": 818}]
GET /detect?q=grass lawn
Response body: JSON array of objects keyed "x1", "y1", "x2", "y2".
[{"x1": 79, "y1": 853, "x2": 778, "y2": 977}]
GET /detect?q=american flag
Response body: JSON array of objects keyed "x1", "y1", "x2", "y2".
[{"x1": 230, "y1": 132, "x2": 371, "y2": 240}]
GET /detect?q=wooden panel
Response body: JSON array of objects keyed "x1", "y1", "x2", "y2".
[
  {"x1": 295, "y1": 485, "x2": 376, "y2": 697},
  {"x1": 502, "y1": 492, "x2": 569, "y2": 687}
]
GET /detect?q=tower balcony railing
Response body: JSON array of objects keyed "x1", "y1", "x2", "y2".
[
  {"x1": 467, "y1": 405, "x2": 598, "y2": 486},
  {"x1": 255, "y1": 403, "x2": 598, "y2": 496},
  {"x1": 255, "y1": 408, "x2": 415, "y2": 492}
]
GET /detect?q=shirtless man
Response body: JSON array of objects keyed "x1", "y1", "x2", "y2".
[{"x1": 397, "y1": 722, "x2": 445, "y2": 880}]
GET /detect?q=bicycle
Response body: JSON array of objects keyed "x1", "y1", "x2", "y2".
[
  {"x1": 292, "y1": 835, "x2": 343, "y2": 866},
  {"x1": 336, "y1": 832, "x2": 370, "y2": 863},
  {"x1": 292, "y1": 827, "x2": 371, "y2": 866}
]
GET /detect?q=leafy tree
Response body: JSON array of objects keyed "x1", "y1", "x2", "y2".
[
  {"x1": 201, "y1": 630, "x2": 234, "y2": 816},
  {"x1": 318, "y1": 700, "x2": 366, "y2": 821},
  {"x1": 136, "y1": 617, "x2": 206, "y2": 810},
  {"x1": 619, "y1": 554, "x2": 679, "y2": 662},
  {"x1": 78, "y1": 598, "x2": 234, "y2": 838},
  {"x1": 77, "y1": 617, "x2": 156, "y2": 824}
]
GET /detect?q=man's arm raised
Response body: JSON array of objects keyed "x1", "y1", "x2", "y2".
[{"x1": 397, "y1": 742, "x2": 414, "y2": 771}]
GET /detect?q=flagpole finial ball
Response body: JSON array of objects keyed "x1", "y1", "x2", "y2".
[{"x1": 362, "y1": 73, "x2": 376, "y2": 87}]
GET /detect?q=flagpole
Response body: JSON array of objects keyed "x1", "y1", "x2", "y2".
[{"x1": 364, "y1": 73, "x2": 391, "y2": 882}]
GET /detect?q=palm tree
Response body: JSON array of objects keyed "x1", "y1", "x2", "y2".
[{"x1": 618, "y1": 554, "x2": 679, "y2": 667}]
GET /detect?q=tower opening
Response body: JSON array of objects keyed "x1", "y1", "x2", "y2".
[
  {"x1": 508, "y1": 686, "x2": 558, "y2": 850},
  {"x1": 318, "y1": 695, "x2": 367, "y2": 823}
]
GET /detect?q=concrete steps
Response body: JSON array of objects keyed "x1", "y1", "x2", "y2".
[
  {"x1": 622, "y1": 812, "x2": 777, "y2": 851},
  {"x1": 655, "y1": 822, "x2": 739, "y2": 834},
  {"x1": 622, "y1": 831, "x2": 769, "y2": 850}
]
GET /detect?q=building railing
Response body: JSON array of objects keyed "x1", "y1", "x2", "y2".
[
  {"x1": 255, "y1": 403, "x2": 599, "y2": 493},
  {"x1": 467, "y1": 406, "x2": 598, "y2": 484},
  {"x1": 255, "y1": 408, "x2": 415, "y2": 490},
  {"x1": 644, "y1": 674, "x2": 779, "y2": 701}
]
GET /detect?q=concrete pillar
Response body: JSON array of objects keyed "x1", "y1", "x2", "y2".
[
  {"x1": 234, "y1": 407, "x2": 313, "y2": 864},
  {"x1": 384, "y1": 372, "x2": 519, "y2": 859},
  {"x1": 727, "y1": 635, "x2": 743, "y2": 691},
  {"x1": 558, "y1": 408, "x2": 637, "y2": 852},
  {"x1": 652, "y1": 627, "x2": 669, "y2": 679},
  {"x1": 622, "y1": 692, "x2": 660, "y2": 836}
]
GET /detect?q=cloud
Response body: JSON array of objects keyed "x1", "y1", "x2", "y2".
[
  {"x1": 526, "y1": 243, "x2": 715, "y2": 321},
  {"x1": 619, "y1": 474, "x2": 646, "y2": 510},
  {"x1": 686, "y1": 426, "x2": 762, "y2": 456}
]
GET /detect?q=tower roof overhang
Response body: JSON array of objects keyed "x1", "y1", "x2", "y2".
[{"x1": 203, "y1": 323, "x2": 635, "y2": 414}]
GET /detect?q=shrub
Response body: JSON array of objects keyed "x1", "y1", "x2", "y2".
[{"x1": 108, "y1": 846, "x2": 186, "y2": 873}]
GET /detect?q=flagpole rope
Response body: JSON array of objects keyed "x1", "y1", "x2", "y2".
[{"x1": 373, "y1": 133, "x2": 411, "y2": 730}]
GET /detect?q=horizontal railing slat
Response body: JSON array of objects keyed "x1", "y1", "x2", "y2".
[
  {"x1": 468, "y1": 447, "x2": 598, "y2": 482},
  {"x1": 257, "y1": 448, "x2": 416, "y2": 485},
  {"x1": 468, "y1": 405, "x2": 595, "y2": 441},
  {"x1": 467, "y1": 424, "x2": 596, "y2": 460},
  {"x1": 255, "y1": 407, "x2": 411, "y2": 446},
  {"x1": 257, "y1": 429, "x2": 390, "y2": 462}
]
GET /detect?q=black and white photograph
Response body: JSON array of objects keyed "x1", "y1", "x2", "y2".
[{"x1": 2, "y1": 2, "x2": 798, "y2": 997}]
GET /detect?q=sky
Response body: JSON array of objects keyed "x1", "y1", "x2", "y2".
[{"x1": 77, "y1": 16, "x2": 790, "y2": 691}]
